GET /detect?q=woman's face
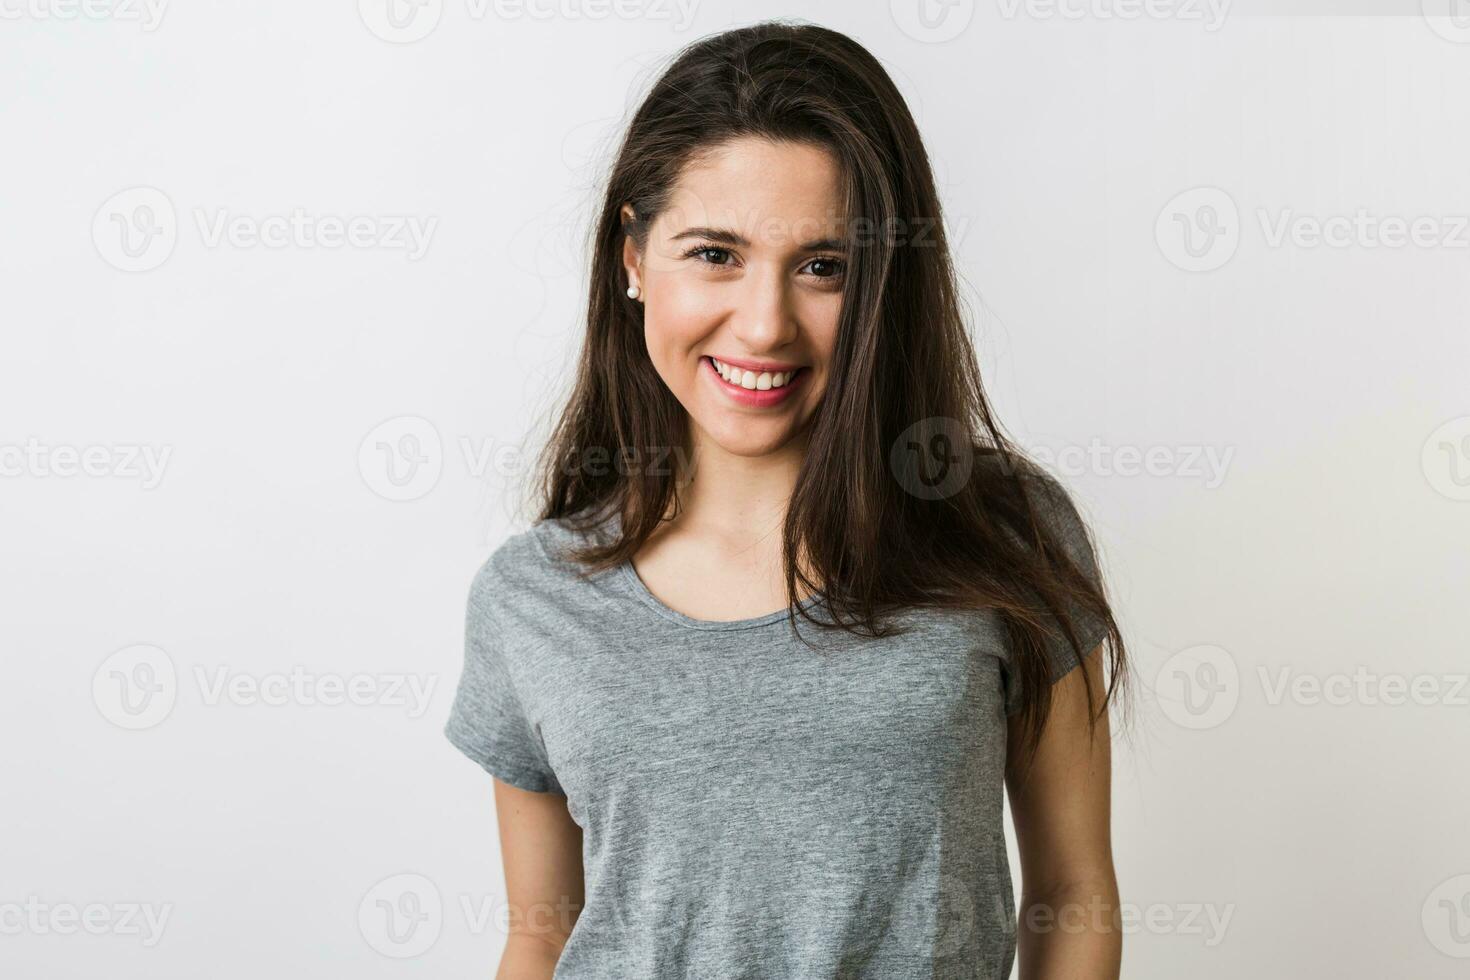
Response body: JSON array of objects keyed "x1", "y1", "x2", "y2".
[{"x1": 622, "y1": 137, "x2": 845, "y2": 459}]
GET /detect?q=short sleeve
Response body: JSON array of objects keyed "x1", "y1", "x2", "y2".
[
  {"x1": 444, "y1": 565, "x2": 564, "y2": 795},
  {"x1": 1003, "y1": 471, "x2": 1113, "y2": 716}
]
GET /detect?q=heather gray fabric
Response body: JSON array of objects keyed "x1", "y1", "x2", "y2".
[{"x1": 444, "y1": 472, "x2": 1109, "y2": 979}]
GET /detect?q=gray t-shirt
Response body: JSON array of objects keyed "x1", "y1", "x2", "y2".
[{"x1": 445, "y1": 474, "x2": 1108, "y2": 979}]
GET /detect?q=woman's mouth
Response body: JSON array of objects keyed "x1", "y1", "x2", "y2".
[{"x1": 703, "y1": 356, "x2": 809, "y2": 408}]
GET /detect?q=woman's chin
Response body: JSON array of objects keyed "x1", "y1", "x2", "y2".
[{"x1": 690, "y1": 412, "x2": 808, "y2": 458}]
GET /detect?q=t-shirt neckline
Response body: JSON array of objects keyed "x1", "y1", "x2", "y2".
[{"x1": 616, "y1": 556, "x2": 826, "y2": 632}]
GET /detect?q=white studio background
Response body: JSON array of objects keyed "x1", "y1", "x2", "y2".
[{"x1": 3, "y1": 2, "x2": 1467, "y2": 977}]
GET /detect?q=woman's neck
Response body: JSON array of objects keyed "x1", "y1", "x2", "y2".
[{"x1": 662, "y1": 424, "x2": 809, "y2": 544}]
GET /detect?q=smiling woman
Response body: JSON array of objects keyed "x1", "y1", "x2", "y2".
[
  {"x1": 621, "y1": 137, "x2": 845, "y2": 450},
  {"x1": 445, "y1": 18, "x2": 1129, "y2": 980}
]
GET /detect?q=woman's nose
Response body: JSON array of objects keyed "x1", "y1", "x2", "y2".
[{"x1": 728, "y1": 266, "x2": 798, "y2": 350}]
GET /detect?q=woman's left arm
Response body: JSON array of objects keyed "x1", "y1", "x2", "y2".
[{"x1": 1005, "y1": 644, "x2": 1122, "y2": 980}]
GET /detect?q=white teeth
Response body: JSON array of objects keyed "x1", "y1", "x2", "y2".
[{"x1": 711, "y1": 358, "x2": 797, "y2": 389}]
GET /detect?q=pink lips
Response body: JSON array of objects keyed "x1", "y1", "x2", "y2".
[{"x1": 704, "y1": 356, "x2": 807, "y2": 408}]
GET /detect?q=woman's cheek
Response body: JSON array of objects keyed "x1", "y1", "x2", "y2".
[
  {"x1": 653, "y1": 276, "x2": 722, "y2": 336},
  {"x1": 645, "y1": 279, "x2": 719, "y2": 362}
]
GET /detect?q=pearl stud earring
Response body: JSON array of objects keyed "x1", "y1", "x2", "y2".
[{"x1": 626, "y1": 285, "x2": 642, "y2": 301}]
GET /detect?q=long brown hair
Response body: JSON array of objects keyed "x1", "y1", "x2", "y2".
[{"x1": 527, "y1": 19, "x2": 1128, "y2": 767}]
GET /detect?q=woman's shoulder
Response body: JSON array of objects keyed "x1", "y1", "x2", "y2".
[
  {"x1": 467, "y1": 507, "x2": 620, "y2": 615},
  {"x1": 974, "y1": 449, "x2": 1098, "y2": 568},
  {"x1": 974, "y1": 445, "x2": 1070, "y2": 495}
]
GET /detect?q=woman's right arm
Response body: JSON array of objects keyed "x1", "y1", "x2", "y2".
[{"x1": 492, "y1": 777, "x2": 585, "y2": 979}]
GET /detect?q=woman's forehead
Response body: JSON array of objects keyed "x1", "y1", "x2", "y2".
[{"x1": 658, "y1": 140, "x2": 848, "y2": 249}]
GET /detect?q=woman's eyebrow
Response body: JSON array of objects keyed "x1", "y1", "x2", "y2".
[
  {"x1": 670, "y1": 226, "x2": 848, "y2": 251},
  {"x1": 671, "y1": 226, "x2": 748, "y2": 246}
]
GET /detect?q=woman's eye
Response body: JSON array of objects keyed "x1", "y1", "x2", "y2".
[
  {"x1": 681, "y1": 246, "x2": 843, "y2": 280},
  {"x1": 687, "y1": 246, "x2": 732, "y2": 266},
  {"x1": 805, "y1": 257, "x2": 846, "y2": 279}
]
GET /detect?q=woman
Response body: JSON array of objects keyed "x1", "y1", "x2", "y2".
[{"x1": 446, "y1": 19, "x2": 1128, "y2": 980}]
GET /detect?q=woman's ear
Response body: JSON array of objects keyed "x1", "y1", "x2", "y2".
[{"x1": 620, "y1": 203, "x2": 642, "y2": 294}]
